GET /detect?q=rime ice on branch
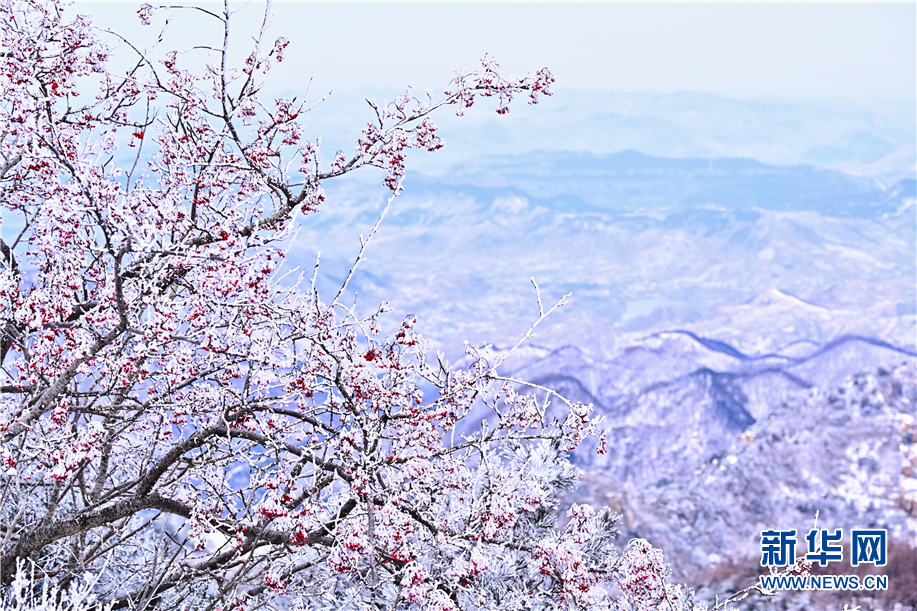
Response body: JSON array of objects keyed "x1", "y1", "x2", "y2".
[{"x1": 0, "y1": 2, "x2": 709, "y2": 610}]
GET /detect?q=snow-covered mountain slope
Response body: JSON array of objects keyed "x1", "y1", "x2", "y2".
[
  {"x1": 285, "y1": 142, "x2": 916, "y2": 604},
  {"x1": 280, "y1": 97, "x2": 917, "y2": 607},
  {"x1": 568, "y1": 363, "x2": 915, "y2": 606},
  {"x1": 499, "y1": 329, "x2": 915, "y2": 485},
  {"x1": 439, "y1": 331, "x2": 917, "y2": 606}
]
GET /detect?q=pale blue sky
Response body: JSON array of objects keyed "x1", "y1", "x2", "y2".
[{"x1": 78, "y1": 2, "x2": 915, "y2": 107}]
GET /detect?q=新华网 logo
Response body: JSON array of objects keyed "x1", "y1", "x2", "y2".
[{"x1": 757, "y1": 527, "x2": 889, "y2": 592}]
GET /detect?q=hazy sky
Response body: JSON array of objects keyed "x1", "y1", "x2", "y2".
[{"x1": 78, "y1": 2, "x2": 915, "y2": 107}]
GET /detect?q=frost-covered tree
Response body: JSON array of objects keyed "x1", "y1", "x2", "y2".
[{"x1": 0, "y1": 2, "x2": 796, "y2": 610}]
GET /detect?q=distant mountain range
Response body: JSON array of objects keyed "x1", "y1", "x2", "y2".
[
  {"x1": 438, "y1": 149, "x2": 913, "y2": 217},
  {"x1": 270, "y1": 87, "x2": 917, "y2": 607},
  {"x1": 278, "y1": 99, "x2": 917, "y2": 605},
  {"x1": 290, "y1": 144, "x2": 916, "y2": 606},
  {"x1": 309, "y1": 90, "x2": 916, "y2": 185},
  {"x1": 298, "y1": 149, "x2": 914, "y2": 356}
]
